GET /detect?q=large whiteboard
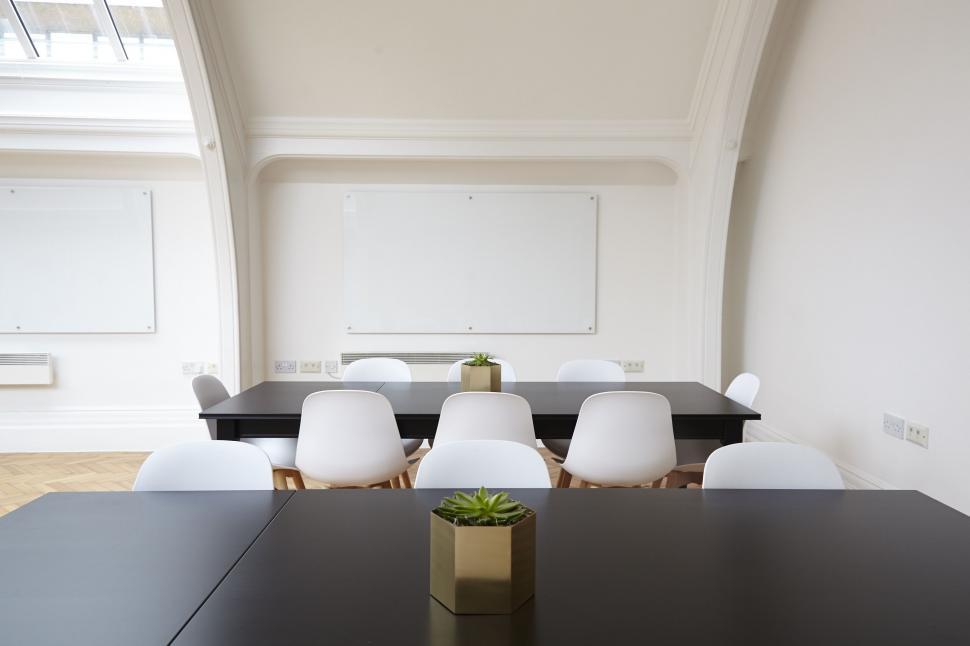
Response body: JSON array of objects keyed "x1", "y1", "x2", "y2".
[
  {"x1": 0, "y1": 186, "x2": 155, "y2": 333},
  {"x1": 343, "y1": 191, "x2": 597, "y2": 333}
]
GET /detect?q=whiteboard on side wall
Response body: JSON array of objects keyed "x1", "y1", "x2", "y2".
[
  {"x1": 0, "y1": 186, "x2": 155, "y2": 333},
  {"x1": 343, "y1": 190, "x2": 597, "y2": 334}
]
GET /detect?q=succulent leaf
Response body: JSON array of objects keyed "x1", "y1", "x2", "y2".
[{"x1": 432, "y1": 487, "x2": 532, "y2": 526}]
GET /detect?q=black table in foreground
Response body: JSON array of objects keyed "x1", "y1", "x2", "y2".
[
  {"x1": 0, "y1": 491, "x2": 292, "y2": 646},
  {"x1": 175, "y1": 489, "x2": 970, "y2": 646},
  {"x1": 202, "y1": 381, "x2": 760, "y2": 444}
]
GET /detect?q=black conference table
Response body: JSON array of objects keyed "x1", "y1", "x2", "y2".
[
  {"x1": 201, "y1": 381, "x2": 761, "y2": 445},
  {"x1": 2, "y1": 489, "x2": 970, "y2": 645}
]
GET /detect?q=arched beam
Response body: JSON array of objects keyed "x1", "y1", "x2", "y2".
[
  {"x1": 166, "y1": 0, "x2": 248, "y2": 391},
  {"x1": 687, "y1": 0, "x2": 777, "y2": 388}
]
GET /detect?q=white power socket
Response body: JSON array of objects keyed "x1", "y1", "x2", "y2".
[
  {"x1": 620, "y1": 359, "x2": 644, "y2": 373},
  {"x1": 181, "y1": 361, "x2": 204, "y2": 376},
  {"x1": 883, "y1": 413, "x2": 905, "y2": 440},
  {"x1": 905, "y1": 420, "x2": 930, "y2": 449},
  {"x1": 300, "y1": 360, "x2": 322, "y2": 373},
  {"x1": 325, "y1": 360, "x2": 340, "y2": 374},
  {"x1": 274, "y1": 360, "x2": 297, "y2": 374}
]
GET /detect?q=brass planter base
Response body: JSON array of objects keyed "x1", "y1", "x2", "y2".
[
  {"x1": 429, "y1": 512, "x2": 536, "y2": 614},
  {"x1": 460, "y1": 364, "x2": 502, "y2": 392}
]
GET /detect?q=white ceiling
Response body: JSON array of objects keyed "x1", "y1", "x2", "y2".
[{"x1": 209, "y1": 0, "x2": 720, "y2": 123}]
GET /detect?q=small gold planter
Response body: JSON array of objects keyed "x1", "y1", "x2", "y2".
[
  {"x1": 460, "y1": 364, "x2": 502, "y2": 392},
  {"x1": 429, "y1": 511, "x2": 536, "y2": 614}
]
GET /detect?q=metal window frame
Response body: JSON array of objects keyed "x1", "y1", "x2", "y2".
[{"x1": 0, "y1": 0, "x2": 38, "y2": 59}]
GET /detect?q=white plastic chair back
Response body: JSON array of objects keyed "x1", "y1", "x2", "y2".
[
  {"x1": 556, "y1": 359, "x2": 625, "y2": 382},
  {"x1": 415, "y1": 440, "x2": 550, "y2": 489},
  {"x1": 192, "y1": 375, "x2": 229, "y2": 440},
  {"x1": 342, "y1": 357, "x2": 412, "y2": 382},
  {"x1": 243, "y1": 437, "x2": 297, "y2": 469},
  {"x1": 446, "y1": 358, "x2": 518, "y2": 383},
  {"x1": 133, "y1": 440, "x2": 274, "y2": 491},
  {"x1": 725, "y1": 372, "x2": 760, "y2": 408},
  {"x1": 434, "y1": 392, "x2": 536, "y2": 447},
  {"x1": 561, "y1": 391, "x2": 676, "y2": 486},
  {"x1": 295, "y1": 390, "x2": 408, "y2": 486},
  {"x1": 702, "y1": 442, "x2": 844, "y2": 489}
]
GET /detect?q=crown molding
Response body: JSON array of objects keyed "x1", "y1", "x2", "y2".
[
  {"x1": 0, "y1": 115, "x2": 199, "y2": 156},
  {"x1": 246, "y1": 116, "x2": 694, "y2": 143}
]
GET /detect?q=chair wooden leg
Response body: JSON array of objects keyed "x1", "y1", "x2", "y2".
[
  {"x1": 650, "y1": 477, "x2": 666, "y2": 489},
  {"x1": 388, "y1": 477, "x2": 398, "y2": 489},
  {"x1": 289, "y1": 471, "x2": 306, "y2": 490},
  {"x1": 556, "y1": 468, "x2": 573, "y2": 488},
  {"x1": 272, "y1": 469, "x2": 288, "y2": 490},
  {"x1": 399, "y1": 469, "x2": 413, "y2": 489},
  {"x1": 578, "y1": 479, "x2": 590, "y2": 488}
]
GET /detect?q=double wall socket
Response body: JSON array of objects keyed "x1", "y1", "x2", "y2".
[
  {"x1": 883, "y1": 413, "x2": 905, "y2": 440},
  {"x1": 325, "y1": 360, "x2": 340, "y2": 374},
  {"x1": 274, "y1": 360, "x2": 297, "y2": 374}
]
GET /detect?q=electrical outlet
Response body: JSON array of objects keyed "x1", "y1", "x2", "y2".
[
  {"x1": 204, "y1": 363, "x2": 219, "y2": 375},
  {"x1": 181, "y1": 361, "x2": 204, "y2": 376},
  {"x1": 905, "y1": 420, "x2": 930, "y2": 449},
  {"x1": 620, "y1": 359, "x2": 645, "y2": 373},
  {"x1": 883, "y1": 412, "x2": 905, "y2": 440},
  {"x1": 325, "y1": 360, "x2": 339, "y2": 374},
  {"x1": 274, "y1": 360, "x2": 297, "y2": 374},
  {"x1": 300, "y1": 360, "x2": 322, "y2": 373}
]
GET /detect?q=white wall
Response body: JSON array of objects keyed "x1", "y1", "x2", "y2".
[
  {"x1": 0, "y1": 153, "x2": 220, "y2": 451},
  {"x1": 259, "y1": 159, "x2": 685, "y2": 381},
  {"x1": 211, "y1": 0, "x2": 718, "y2": 121},
  {"x1": 724, "y1": 0, "x2": 970, "y2": 510}
]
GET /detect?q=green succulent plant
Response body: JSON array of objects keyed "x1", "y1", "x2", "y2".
[
  {"x1": 464, "y1": 352, "x2": 497, "y2": 367},
  {"x1": 433, "y1": 487, "x2": 532, "y2": 527}
]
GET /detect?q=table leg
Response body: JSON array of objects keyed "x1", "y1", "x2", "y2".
[
  {"x1": 216, "y1": 419, "x2": 239, "y2": 441},
  {"x1": 721, "y1": 420, "x2": 744, "y2": 445}
]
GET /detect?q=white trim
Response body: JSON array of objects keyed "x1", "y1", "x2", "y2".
[
  {"x1": 0, "y1": 408, "x2": 207, "y2": 452},
  {"x1": 743, "y1": 420, "x2": 897, "y2": 490},
  {"x1": 247, "y1": 117, "x2": 693, "y2": 142},
  {"x1": 0, "y1": 116, "x2": 199, "y2": 156}
]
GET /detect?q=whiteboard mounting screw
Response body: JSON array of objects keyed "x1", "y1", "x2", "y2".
[
  {"x1": 347, "y1": 326, "x2": 352, "y2": 330},
  {"x1": 588, "y1": 326, "x2": 592, "y2": 331},
  {"x1": 589, "y1": 196, "x2": 594, "y2": 200},
  {"x1": 15, "y1": 325, "x2": 20, "y2": 330},
  {"x1": 468, "y1": 196, "x2": 473, "y2": 200},
  {"x1": 9, "y1": 189, "x2": 14, "y2": 193},
  {"x1": 468, "y1": 326, "x2": 473, "y2": 330}
]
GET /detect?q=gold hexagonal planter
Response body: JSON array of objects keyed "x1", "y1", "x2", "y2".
[
  {"x1": 460, "y1": 364, "x2": 502, "y2": 392},
  {"x1": 429, "y1": 511, "x2": 536, "y2": 614}
]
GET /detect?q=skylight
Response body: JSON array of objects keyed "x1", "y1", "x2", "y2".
[{"x1": 0, "y1": 0, "x2": 178, "y2": 68}]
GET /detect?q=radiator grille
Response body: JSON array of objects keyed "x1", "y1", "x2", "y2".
[
  {"x1": 341, "y1": 352, "x2": 477, "y2": 365},
  {"x1": 0, "y1": 353, "x2": 52, "y2": 385},
  {"x1": 0, "y1": 353, "x2": 49, "y2": 365}
]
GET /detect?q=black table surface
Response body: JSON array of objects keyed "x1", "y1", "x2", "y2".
[
  {"x1": 174, "y1": 489, "x2": 970, "y2": 646},
  {"x1": 200, "y1": 380, "x2": 760, "y2": 421},
  {"x1": 0, "y1": 491, "x2": 292, "y2": 646}
]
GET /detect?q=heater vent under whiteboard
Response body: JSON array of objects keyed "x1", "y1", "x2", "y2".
[
  {"x1": 0, "y1": 353, "x2": 52, "y2": 385},
  {"x1": 343, "y1": 191, "x2": 597, "y2": 334}
]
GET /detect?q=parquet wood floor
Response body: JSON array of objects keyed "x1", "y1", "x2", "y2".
[{"x1": 0, "y1": 448, "x2": 572, "y2": 517}]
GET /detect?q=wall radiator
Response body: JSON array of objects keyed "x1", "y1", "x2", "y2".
[
  {"x1": 0, "y1": 353, "x2": 53, "y2": 385},
  {"x1": 341, "y1": 352, "x2": 476, "y2": 365}
]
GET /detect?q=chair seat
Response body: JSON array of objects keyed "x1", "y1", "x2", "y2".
[{"x1": 543, "y1": 438, "x2": 571, "y2": 460}]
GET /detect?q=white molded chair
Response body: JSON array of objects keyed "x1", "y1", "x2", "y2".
[
  {"x1": 558, "y1": 391, "x2": 676, "y2": 488},
  {"x1": 556, "y1": 359, "x2": 626, "y2": 383},
  {"x1": 725, "y1": 372, "x2": 760, "y2": 408},
  {"x1": 342, "y1": 357, "x2": 412, "y2": 382},
  {"x1": 446, "y1": 358, "x2": 518, "y2": 383},
  {"x1": 342, "y1": 357, "x2": 421, "y2": 457},
  {"x1": 191, "y1": 375, "x2": 303, "y2": 489},
  {"x1": 415, "y1": 440, "x2": 551, "y2": 489},
  {"x1": 191, "y1": 374, "x2": 230, "y2": 441},
  {"x1": 133, "y1": 440, "x2": 274, "y2": 491},
  {"x1": 702, "y1": 442, "x2": 844, "y2": 490},
  {"x1": 295, "y1": 390, "x2": 411, "y2": 488},
  {"x1": 544, "y1": 359, "x2": 626, "y2": 460},
  {"x1": 661, "y1": 372, "x2": 762, "y2": 489},
  {"x1": 434, "y1": 392, "x2": 536, "y2": 447}
]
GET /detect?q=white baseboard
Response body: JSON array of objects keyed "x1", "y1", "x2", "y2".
[
  {"x1": 0, "y1": 408, "x2": 208, "y2": 452},
  {"x1": 744, "y1": 420, "x2": 896, "y2": 490}
]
